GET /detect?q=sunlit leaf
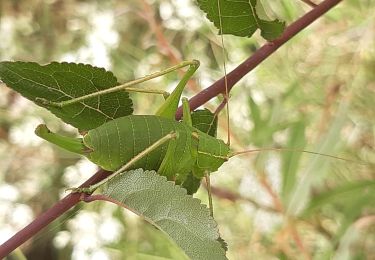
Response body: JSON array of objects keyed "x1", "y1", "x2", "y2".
[
  {"x1": 191, "y1": 109, "x2": 218, "y2": 137},
  {"x1": 197, "y1": 0, "x2": 285, "y2": 40},
  {"x1": 0, "y1": 61, "x2": 133, "y2": 131},
  {"x1": 103, "y1": 169, "x2": 227, "y2": 260}
]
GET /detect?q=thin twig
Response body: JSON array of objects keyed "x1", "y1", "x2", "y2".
[
  {"x1": 202, "y1": 182, "x2": 278, "y2": 213},
  {"x1": 139, "y1": 0, "x2": 202, "y2": 93},
  {"x1": 257, "y1": 173, "x2": 284, "y2": 213},
  {"x1": 258, "y1": 170, "x2": 310, "y2": 259},
  {"x1": 300, "y1": 0, "x2": 318, "y2": 8},
  {"x1": 0, "y1": 169, "x2": 111, "y2": 257},
  {"x1": 288, "y1": 218, "x2": 312, "y2": 260}
]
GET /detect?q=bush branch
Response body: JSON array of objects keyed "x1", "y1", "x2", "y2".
[
  {"x1": 0, "y1": 169, "x2": 110, "y2": 257},
  {"x1": 175, "y1": 0, "x2": 343, "y2": 119},
  {"x1": 0, "y1": 0, "x2": 343, "y2": 257}
]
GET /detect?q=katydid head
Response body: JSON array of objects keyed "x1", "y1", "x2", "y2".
[
  {"x1": 35, "y1": 124, "x2": 92, "y2": 155},
  {"x1": 35, "y1": 124, "x2": 90, "y2": 155}
]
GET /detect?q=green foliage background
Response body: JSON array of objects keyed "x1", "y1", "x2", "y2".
[{"x1": 0, "y1": 0, "x2": 374, "y2": 259}]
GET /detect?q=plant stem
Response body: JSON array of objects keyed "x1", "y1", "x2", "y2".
[
  {"x1": 0, "y1": 169, "x2": 110, "y2": 258},
  {"x1": 0, "y1": 0, "x2": 343, "y2": 257},
  {"x1": 300, "y1": 0, "x2": 318, "y2": 8},
  {"x1": 175, "y1": 0, "x2": 343, "y2": 119}
]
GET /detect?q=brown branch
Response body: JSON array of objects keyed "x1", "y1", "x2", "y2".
[
  {"x1": 300, "y1": 0, "x2": 318, "y2": 8},
  {"x1": 175, "y1": 0, "x2": 343, "y2": 119},
  {"x1": 0, "y1": 0, "x2": 343, "y2": 257},
  {"x1": 0, "y1": 169, "x2": 111, "y2": 258}
]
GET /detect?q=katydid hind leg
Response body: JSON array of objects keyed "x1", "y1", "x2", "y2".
[
  {"x1": 40, "y1": 61, "x2": 199, "y2": 108},
  {"x1": 155, "y1": 60, "x2": 200, "y2": 119}
]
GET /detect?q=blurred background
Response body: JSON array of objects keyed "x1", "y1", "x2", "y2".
[{"x1": 0, "y1": 0, "x2": 374, "y2": 259}]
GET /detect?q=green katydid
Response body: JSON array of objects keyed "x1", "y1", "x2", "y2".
[
  {"x1": 33, "y1": 60, "x2": 355, "y2": 196},
  {"x1": 35, "y1": 60, "x2": 231, "y2": 194}
]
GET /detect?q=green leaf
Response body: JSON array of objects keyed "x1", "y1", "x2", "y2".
[
  {"x1": 0, "y1": 61, "x2": 133, "y2": 131},
  {"x1": 191, "y1": 109, "x2": 218, "y2": 137},
  {"x1": 302, "y1": 181, "x2": 375, "y2": 217},
  {"x1": 197, "y1": 0, "x2": 285, "y2": 40},
  {"x1": 103, "y1": 169, "x2": 227, "y2": 260}
]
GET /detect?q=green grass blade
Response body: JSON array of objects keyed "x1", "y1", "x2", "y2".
[
  {"x1": 281, "y1": 121, "x2": 307, "y2": 203},
  {"x1": 302, "y1": 181, "x2": 375, "y2": 248},
  {"x1": 302, "y1": 181, "x2": 375, "y2": 217},
  {"x1": 248, "y1": 96, "x2": 263, "y2": 129},
  {"x1": 286, "y1": 100, "x2": 351, "y2": 215}
]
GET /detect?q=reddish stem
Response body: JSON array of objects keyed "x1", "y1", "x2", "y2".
[
  {"x1": 175, "y1": 0, "x2": 343, "y2": 119},
  {"x1": 0, "y1": 0, "x2": 343, "y2": 257},
  {"x1": 0, "y1": 169, "x2": 111, "y2": 258},
  {"x1": 300, "y1": 0, "x2": 318, "y2": 8}
]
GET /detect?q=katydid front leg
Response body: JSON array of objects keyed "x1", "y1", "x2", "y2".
[
  {"x1": 35, "y1": 60, "x2": 199, "y2": 108},
  {"x1": 182, "y1": 97, "x2": 215, "y2": 215}
]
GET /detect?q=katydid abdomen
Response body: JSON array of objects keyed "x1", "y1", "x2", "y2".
[{"x1": 72, "y1": 115, "x2": 229, "y2": 182}]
